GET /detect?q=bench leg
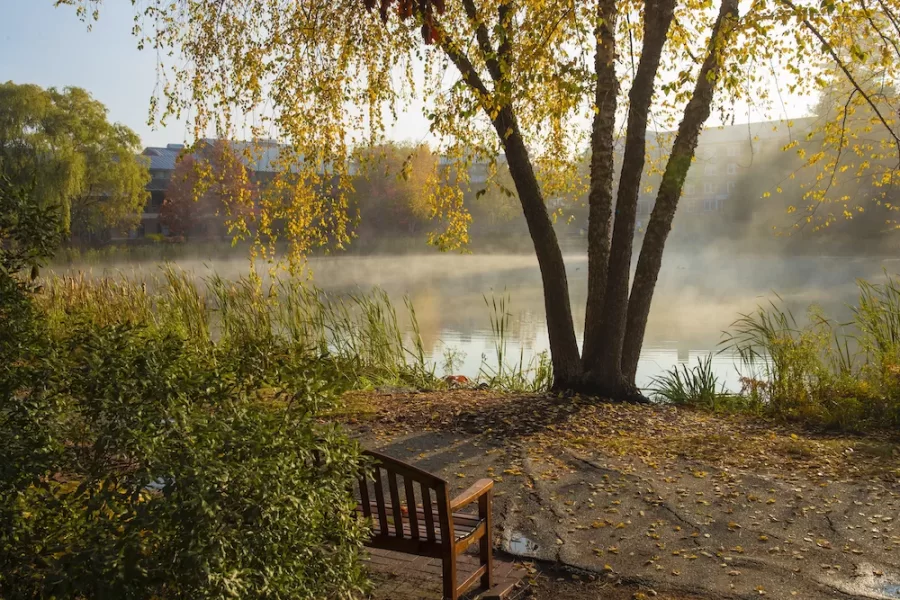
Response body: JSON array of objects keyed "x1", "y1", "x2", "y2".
[
  {"x1": 442, "y1": 552, "x2": 458, "y2": 600},
  {"x1": 479, "y1": 492, "x2": 493, "y2": 590}
]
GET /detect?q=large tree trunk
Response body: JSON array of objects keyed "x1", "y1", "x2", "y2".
[
  {"x1": 622, "y1": 0, "x2": 740, "y2": 382},
  {"x1": 493, "y1": 107, "x2": 582, "y2": 387},
  {"x1": 585, "y1": 0, "x2": 676, "y2": 397},
  {"x1": 435, "y1": 26, "x2": 580, "y2": 389},
  {"x1": 581, "y1": 0, "x2": 619, "y2": 374}
]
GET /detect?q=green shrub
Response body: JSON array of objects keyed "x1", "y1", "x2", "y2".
[{"x1": 2, "y1": 282, "x2": 369, "y2": 597}]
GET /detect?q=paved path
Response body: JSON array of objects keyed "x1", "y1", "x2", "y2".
[
  {"x1": 366, "y1": 547, "x2": 529, "y2": 600},
  {"x1": 346, "y1": 390, "x2": 900, "y2": 599}
]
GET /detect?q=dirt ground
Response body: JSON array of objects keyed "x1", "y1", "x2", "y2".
[{"x1": 339, "y1": 389, "x2": 900, "y2": 600}]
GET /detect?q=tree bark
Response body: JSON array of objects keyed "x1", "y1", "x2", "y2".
[
  {"x1": 622, "y1": 0, "x2": 740, "y2": 382},
  {"x1": 586, "y1": 0, "x2": 676, "y2": 395},
  {"x1": 437, "y1": 12, "x2": 581, "y2": 388},
  {"x1": 493, "y1": 107, "x2": 582, "y2": 387},
  {"x1": 581, "y1": 0, "x2": 619, "y2": 371}
]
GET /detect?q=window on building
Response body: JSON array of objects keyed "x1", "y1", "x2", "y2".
[
  {"x1": 727, "y1": 163, "x2": 737, "y2": 175},
  {"x1": 704, "y1": 197, "x2": 723, "y2": 212},
  {"x1": 704, "y1": 164, "x2": 718, "y2": 176},
  {"x1": 727, "y1": 145, "x2": 739, "y2": 157},
  {"x1": 727, "y1": 181, "x2": 736, "y2": 194},
  {"x1": 704, "y1": 182, "x2": 715, "y2": 195},
  {"x1": 684, "y1": 184, "x2": 696, "y2": 196}
]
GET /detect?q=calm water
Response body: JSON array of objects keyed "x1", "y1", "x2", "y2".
[{"x1": 57, "y1": 250, "x2": 897, "y2": 391}]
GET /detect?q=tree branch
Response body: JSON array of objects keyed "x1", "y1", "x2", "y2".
[
  {"x1": 859, "y1": 0, "x2": 900, "y2": 61},
  {"x1": 875, "y1": 0, "x2": 900, "y2": 41},
  {"x1": 779, "y1": 0, "x2": 900, "y2": 152},
  {"x1": 461, "y1": 0, "x2": 503, "y2": 82},
  {"x1": 497, "y1": 1, "x2": 513, "y2": 71},
  {"x1": 438, "y1": 32, "x2": 491, "y2": 100},
  {"x1": 793, "y1": 88, "x2": 857, "y2": 231}
]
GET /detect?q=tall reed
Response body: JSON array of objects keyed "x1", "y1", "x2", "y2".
[
  {"x1": 721, "y1": 275, "x2": 900, "y2": 429},
  {"x1": 478, "y1": 292, "x2": 553, "y2": 392}
]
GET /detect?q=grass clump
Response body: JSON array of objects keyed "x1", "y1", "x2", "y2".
[
  {"x1": 478, "y1": 292, "x2": 553, "y2": 392},
  {"x1": 722, "y1": 277, "x2": 900, "y2": 431},
  {"x1": 38, "y1": 268, "x2": 440, "y2": 392},
  {"x1": 649, "y1": 355, "x2": 721, "y2": 408},
  {"x1": 40, "y1": 272, "x2": 554, "y2": 394},
  {"x1": 648, "y1": 354, "x2": 751, "y2": 412}
]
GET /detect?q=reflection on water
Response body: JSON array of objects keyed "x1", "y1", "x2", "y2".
[
  {"x1": 54, "y1": 251, "x2": 893, "y2": 391},
  {"x1": 506, "y1": 532, "x2": 540, "y2": 556}
]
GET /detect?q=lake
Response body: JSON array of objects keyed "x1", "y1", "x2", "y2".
[{"x1": 56, "y1": 250, "x2": 896, "y2": 391}]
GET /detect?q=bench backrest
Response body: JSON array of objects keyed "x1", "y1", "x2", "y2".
[{"x1": 357, "y1": 450, "x2": 452, "y2": 555}]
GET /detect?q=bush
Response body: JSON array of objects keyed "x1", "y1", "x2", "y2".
[
  {"x1": 1, "y1": 181, "x2": 370, "y2": 598},
  {"x1": 1, "y1": 316, "x2": 369, "y2": 599}
]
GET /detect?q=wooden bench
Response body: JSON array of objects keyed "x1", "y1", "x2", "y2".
[{"x1": 354, "y1": 450, "x2": 494, "y2": 600}]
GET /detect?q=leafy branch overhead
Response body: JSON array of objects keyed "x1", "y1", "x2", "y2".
[{"x1": 364, "y1": 0, "x2": 446, "y2": 42}]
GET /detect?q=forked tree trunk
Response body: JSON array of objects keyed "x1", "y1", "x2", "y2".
[
  {"x1": 435, "y1": 0, "x2": 739, "y2": 399},
  {"x1": 492, "y1": 107, "x2": 582, "y2": 387},
  {"x1": 622, "y1": 0, "x2": 741, "y2": 382},
  {"x1": 584, "y1": 0, "x2": 676, "y2": 398}
]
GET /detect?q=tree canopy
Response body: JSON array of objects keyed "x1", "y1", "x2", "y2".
[
  {"x1": 0, "y1": 82, "x2": 149, "y2": 241},
  {"x1": 352, "y1": 142, "x2": 441, "y2": 239},
  {"x1": 160, "y1": 140, "x2": 257, "y2": 239}
]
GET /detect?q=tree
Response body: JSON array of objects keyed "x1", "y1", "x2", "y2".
[
  {"x1": 352, "y1": 142, "x2": 439, "y2": 238},
  {"x1": 160, "y1": 140, "x2": 257, "y2": 239},
  {"x1": 0, "y1": 176, "x2": 63, "y2": 279},
  {"x1": 0, "y1": 82, "x2": 149, "y2": 242},
  {"x1": 63, "y1": 0, "x2": 900, "y2": 397}
]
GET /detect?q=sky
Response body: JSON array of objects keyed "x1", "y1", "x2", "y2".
[
  {"x1": 0, "y1": 1, "x2": 189, "y2": 147},
  {"x1": 0, "y1": 1, "x2": 432, "y2": 149},
  {"x1": 1, "y1": 1, "x2": 812, "y2": 151}
]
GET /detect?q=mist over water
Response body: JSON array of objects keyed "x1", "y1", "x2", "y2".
[{"x1": 54, "y1": 247, "x2": 895, "y2": 391}]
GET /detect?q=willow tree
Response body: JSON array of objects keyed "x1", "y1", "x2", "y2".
[
  {"x1": 62, "y1": 0, "x2": 898, "y2": 397},
  {"x1": 0, "y1": 82, "x2": 149, "y2": 241}
]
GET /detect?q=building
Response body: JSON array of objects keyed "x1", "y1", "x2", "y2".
[
  {"x1": 638, "y1": 118, "x2": 817, "y2": 224},
  {"x1": 125, "y1": 143, "x2": 185, "y2": 238},
  {"x1": 124, "y1": 140, "x2": 296, "y2": 240}
]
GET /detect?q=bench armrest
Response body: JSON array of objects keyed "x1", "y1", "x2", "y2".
[{"x1": 449, "y1": 478, "x2": 493, "y2": 511}]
